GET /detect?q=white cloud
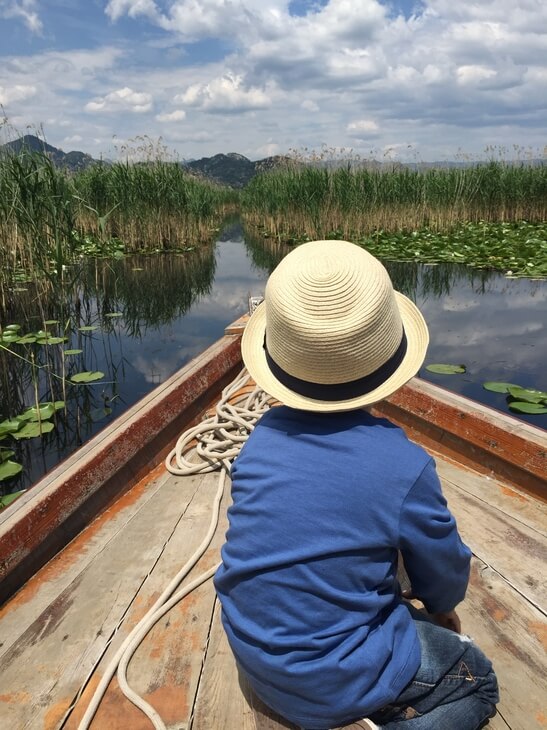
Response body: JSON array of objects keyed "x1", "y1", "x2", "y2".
[
  {"x1": 85, "y1": 87, "x2": 153, "y2": 114},
  {"x1": 155, "y1": 109, "x2": 186, "y2": 122},
  {"x1": 175, "y1": 73, "x2": 272, "y2": 113},
  {"x1": 0, "y1": 0, "x2": 42, "y2": 34},
  {"x1": 105, "y1": 0, "x2": 160, "y2": 22},
  {"x1": 3, "y1": 1, "x2": 547, "y2": 160},
  {"x1": 301, "y1": 100, "x2": 319, "y2": 112},
  {"x1": 0, "y1": 84, "x2": 36, "y2": 105},
  {"x1": 63, "y1": 135, "x2": 83, "y2": 144},
  {"x1": 347, "y1": 119, "x2": 379, "y2": 137},
  {"x1": 456, "y1": 65, "x2": 497, "y2": 86},
  {"x1": 255, "y1": 141, "x2": 280, "y2": 157}
]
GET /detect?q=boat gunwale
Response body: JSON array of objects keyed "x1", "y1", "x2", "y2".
[
  {"x1": 0, "y1": 330, "x2": 244, "y2": 604},
  {"x1": 0, "y1": 315, "x2": 545, "y2": 605}
]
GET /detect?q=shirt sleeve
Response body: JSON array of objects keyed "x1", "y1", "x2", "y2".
[{"x1": 398, "y1": 459, "x2": 472, "y2": 614}]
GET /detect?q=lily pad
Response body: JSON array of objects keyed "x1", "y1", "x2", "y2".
[
  {"x1": 16, "y1": 336, "x2": 37, "y2": 344},
  {"x1": 0, "y1": 488, "x2": 26, "y2": 506},
  {"x1": 105, "y1": 312, "x2": 123, "y2": 318},
  {"x1": 0, "y1": 460, "x2": 23, "y2": 482},
  {"x1": 63, "y1": 349, "x2": 83, "y2": 356},
  {"x1": 483, "y1": 382, "x2": 521, "y2": 394},
  {"x1": 90, "y1": 407, "x2": 113, "y2": 422},
  {"x1": 70, "y1": 371, "x2": 104, "y2": 384},
  {"x1": 11, "y1": 421, "x2": 55, "y2": 439},
  {"x1": 0, "y1": 419, "x2": 23, "y2": 436},
  {"x1": 425, "y1": 364, "x2": 466, "y2": 375},
  {"x1": 508, "y1": 401, "x2": 547, "y2": 415},
  {"x1": 1, "y1": 333, "x2": 20, "y2": 343},
  {"x1": 78, "y1": 326, "x2": 99, "y2": 332},
  {"x1": 4, "y1": 324, "x2": 21, "y2": 331},
  {"x1": 36, "y1": 336, "x2": 66, "y2": 345},
  {"x1": 19, "y1": 404, "x2": 56, "y2": 422},
  {"x1": 507, "y1": 387, "x2": 547, "y2": 404},
  {"x1": 43, "y1": 319, "x2": 59, "y2": 325},
  {"x1": 0, "y1": 448, "x2": 15, "y2": 462}
]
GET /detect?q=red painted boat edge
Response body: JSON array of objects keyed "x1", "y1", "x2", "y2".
[{"x1": 0, "y1": 332, "x2": 243, "y2": 605}]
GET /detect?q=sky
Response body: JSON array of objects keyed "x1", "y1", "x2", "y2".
[{"x1": 0, "y1": 0, "x2": 546, "y2": 162}]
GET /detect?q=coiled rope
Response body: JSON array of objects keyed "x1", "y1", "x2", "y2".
[{"x1": 77, "y1": 368, "x2": 273, "y2": 730}]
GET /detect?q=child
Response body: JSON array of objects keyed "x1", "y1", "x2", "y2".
[{"x1": 214, "y1": 240, "x2": 499, "y2": 729}]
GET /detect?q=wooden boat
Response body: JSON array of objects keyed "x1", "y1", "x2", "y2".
[{"x1": 0, "y1": 316, "x2": 545, "y2": 730}]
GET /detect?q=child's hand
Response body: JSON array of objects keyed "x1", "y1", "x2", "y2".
[{"x1": 431, "y1": 610, "x2": 461, "y2": 633}]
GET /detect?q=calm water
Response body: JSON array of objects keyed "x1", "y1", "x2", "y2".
[{"x1": 1, "y1": 221, "x2": 545, "y2": 493}]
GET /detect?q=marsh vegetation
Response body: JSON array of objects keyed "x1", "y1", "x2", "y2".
[{"x1": 242, "y1": 159, "x2": 547, "y2": 278}]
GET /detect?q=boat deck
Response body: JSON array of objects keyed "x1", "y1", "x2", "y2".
[{"x1": 0, "y1": 427, "x2": 545, "y2": 728}]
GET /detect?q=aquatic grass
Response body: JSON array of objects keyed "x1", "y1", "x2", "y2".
[
  {"x1": 0, "y1": 148, "x2": 236, "y2": 301},
  {"x1": 241, "y1": 160, "x2": 547, "y2": 276}
]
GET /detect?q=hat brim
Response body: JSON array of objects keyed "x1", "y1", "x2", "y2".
[{"x1": 241, "y1": 292, "x2": 429, "y2": 412}]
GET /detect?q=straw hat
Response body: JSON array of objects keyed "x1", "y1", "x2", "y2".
[{"x1": 241, "y1": 240, "x2": 429, "y2": 412}]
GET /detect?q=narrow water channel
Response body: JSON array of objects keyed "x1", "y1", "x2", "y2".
[{"x1": 1, "y1": 221, "x2": 545, "y2": 494}]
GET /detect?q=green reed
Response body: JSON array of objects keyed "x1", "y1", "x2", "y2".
[
  {"x1": 0, "y1": 148, "x2": 236, "y2": 302},
  {"x1": 241, "y1": 160, "x2": 547, "y2": 240}
]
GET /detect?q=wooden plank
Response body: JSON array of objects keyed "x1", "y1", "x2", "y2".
[
  {"x1": 191, "y1": 600, "x2": 298, "y2": 730},
  {"x1": 0, "y1": 463, "x2": 168, "y2": 663},
  {"x1": 440, "y1": 479, "x2": 547, "y2": 610},
  {"x1": 459, "y1": 558, "x2": 547, "y2": 730},
  {"x1": 63, "y1": 470, "x2": 228, "y2": 730},
  {"x1": 436, "y1": 458, "x2": 547, "y2": 537},
  {"x1": 0, "y1": 471, "x2": 215, "y2": 729}
]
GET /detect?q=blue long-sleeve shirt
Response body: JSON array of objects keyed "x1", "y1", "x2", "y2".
[{"x1": 214, "y1": 406, "x2": 471, "y2": 728}]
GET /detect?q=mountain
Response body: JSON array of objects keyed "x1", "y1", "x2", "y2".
[
  {"x1": 184, "y1": 152, "x2": 291, "y2": 188},
  {"x1": 0, "y1": 134, "x2": 98, "y2": 171}
]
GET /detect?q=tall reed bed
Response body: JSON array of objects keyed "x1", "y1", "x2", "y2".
[
  {"x1": 241, "y1": 160, "x2": 547, "y2": 240},
  {"x1": 75, "y1": 161, "x2": 237, "y2": 248},
  {"x1": 0, "y1": 148, "x2": 235, "y2": 302}
]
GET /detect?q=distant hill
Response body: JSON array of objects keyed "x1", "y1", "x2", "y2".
[
  {"x1": 184, "y1": 152, "x2": 291, "y2": 188},
  {"x1": 1, "y1": 136, "x2": 543, "y2": 187},
  {"x1": 0, "y1": 135, "x2": 97, "y2": 171}
]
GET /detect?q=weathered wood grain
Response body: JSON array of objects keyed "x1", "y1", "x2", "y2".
[
  {"x1": 436, "y1": 459, "x2": 547, "y2": 537},
  {"x1": 0, "y1": 471, "x2": 221, "y2": 729},
  {"x1": 460, "y1": 558, "x2": 547, "y2": 730},
  {"x1": 441, "y1": 478, "x2": 547, "y2": 610}
]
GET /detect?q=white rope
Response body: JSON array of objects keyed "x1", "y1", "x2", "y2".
[{"x1": 77, "y1": 368, "x2": 272, "y2": 730}]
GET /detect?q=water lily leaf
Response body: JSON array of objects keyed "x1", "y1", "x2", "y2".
[
  {"x1": 43, "y1": 319, "x2": 59, "y2": 325},
  {"x1": 507, "y1": 387, "x2": 547, "y2": 404},
  {"x1": 0, "y1": 448, "x2": 15, "y2": 462},
  {"x1": 5, "y1": 324, "x2": 21, "y2": 331},
  {"x1": 78, "y1": 326, "x2": 99, "y2": 332},
  {"x1": 70, "y1": 371, "x2": 104, "y2": 384},
  {"x1": 1, "y1": 333, "x2": 20, "y2": 343},
  {"x1": 132, "y1": 267, "x2": 144, "y2": 271},
  {"x1": 425, "y1": 364, "x2": 466, "y2": 375},
  {"x1": 508, "y1": 401, "x2": 547, "y2": 415},
  {"x1": 20, "y1": 403, "x2": 55, "y2": 421},
  {"x1": 89, "y1": 407, "x2": 113, "y2": 422},
  {"x1": 36, "y1": 336, "x2": 66, "y2": 345},
  {"x1": 11, "y1": 421, "x2": 55, "y2": 439},
  {"x1": 0, "y1": 488, "x2": 26, "y2": 505},
  {"x1": 63, "y1": 349, "x2": 83, "y2": 355},
  {"x1": 105, "y1": 312, "x2": 122, "y2": 318},
  {"x1": 0, "y1": 461, "x2": 23, "y2": 482},
  {"x1": 52, "y1": 400, "x2": 66, "y2": 411},
  {"x1": 483, "y1": 382, "x2": 522, "y2": 394},
  {"x1": 0, "y1": 419, "x2": 23, "y2": 436},
  {"x1": 16, "y1": 336, "x2": 37, "y2": 344}
]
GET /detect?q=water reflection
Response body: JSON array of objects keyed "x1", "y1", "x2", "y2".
[{"x1": 0, "y1": 221, "x2": 545, "y2": 495}]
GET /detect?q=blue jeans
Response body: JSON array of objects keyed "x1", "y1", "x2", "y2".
[{"x1": 368, "y1": 605, "x2": 499, "y2": 730}]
